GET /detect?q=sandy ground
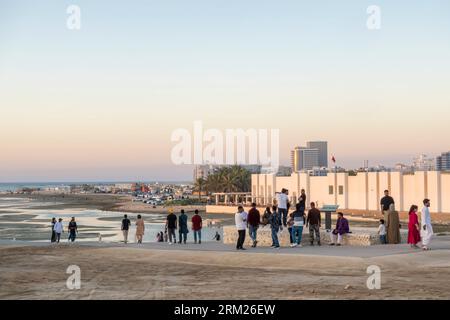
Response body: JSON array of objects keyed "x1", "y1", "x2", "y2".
[
  {"x1": 1, "y1": 241, "x2": 450, "y2": 300},
  {"x1": 1, "y1": 193, "x2": 450, "y2": 300}
]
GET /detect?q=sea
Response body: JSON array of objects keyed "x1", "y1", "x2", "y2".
[
  {"x1": 0, "y1": 181, "x2": 191, "y2": 192},
  {"x1": 0, "y1": 183, "x2": 72, "y2": 192}
]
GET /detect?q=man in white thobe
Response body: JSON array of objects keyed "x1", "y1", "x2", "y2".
[{"x1": 421, "y1": 198, "x2": 433, "y2": 250}]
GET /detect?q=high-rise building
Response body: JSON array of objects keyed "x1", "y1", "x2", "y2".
[
  {"x1": 436, "y1": 151, "x2": 450, "y2": 171},
  {"x1": 291, "y1": 148, "x2": 300, "y2": 172},
  {"x1": 290, "y1": 150, "x2": 295, "y2": 172},
  {"x1": 412, "y1": 154, "x2": 435, "y2": 171},
  {"x1": 291, "y1": 147, "x2": 319, "y2": 171},
  {"x1": 302, "y1": 148, "x2": 320, "y2": 170},
  {"x1": 276, "y1": 166, "x2": 293, "y2": 176},
  {"x1": 306, "y1": 141, "x2": 328, "y2": 168}
]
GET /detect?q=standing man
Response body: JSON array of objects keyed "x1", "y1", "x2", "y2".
[
  {"x1": 178, "y1": 209, "x2": 189, "y2": 244},
  {"x1": 421, "y1": 199, "x2": 433, "y2": 251},
  {"x1": 68, "y1": 217, "x2": 78, "y2": 243},
  {"x1": 50, "y1": 217, "x2": 57, "y2": 243},
  {"x1": 298, "y1": 189, "x2": 307, "y2": 212},
  {"x1": 269, "y1": 205, "x2": 282, "y2": 249},
  {"x1": 166, "y1": 210, "x2": 177, "y2": 244},
  {"x1": 191, "y1": 209, "x2": 203, "y2": 244},
  {"x1": 380, "y1": 190, "x2": 395, "y2": 220},
  {"x1": 276, "y1": 188, "x2": 289, "y2": 227},
  {"x1": 306, "y1": 202, "x2": 321, "y2": 246},
  {"x1": 54, "y1": 218, "x2": 63, "y2": 243},
  {"x1": 121, "y1": 214, "x2": 131, "y2": 244},
  {"x1": 235, "y1": 206, "x2": 248, "y2": 250},
  {"x1": 247, "y1": 203, "x2": 261, "y2": 248}
]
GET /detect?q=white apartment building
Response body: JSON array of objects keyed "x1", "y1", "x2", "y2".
[{"x1": 251, "y1": 171, "x2": 450, "y2": 214}]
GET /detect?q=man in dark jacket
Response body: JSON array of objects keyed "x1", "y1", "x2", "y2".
[
  {"x1": 68, "y1": 217, "x2": 78, "y2": 243},
  {"x1": 298, "y1": 189, "x2": 307, "y2": 211},
  {"x1": 380, "y1": 190, "x2": 394, "y2": 219},
  {"x1": 306, "y1": 202, "x2": 321, "y2": 246},
  {"x1": 121, "y1": 214, "x2": 131, "y2": 244},
  {"x1": 178, "y1": 209, "x2": 189, "y2": 244},
  {"x1": 166, "y1": 210, "x2": 177, "y2": 244},
  {"x1": 268, "y1": 205, "x2": 282, "y2": 249},
  {"x1": 247, "y1": 203, "x2": 261, "y2": 247},
  {"x1": 330, "y1": 212, "x2": 349, "y2": 246}
]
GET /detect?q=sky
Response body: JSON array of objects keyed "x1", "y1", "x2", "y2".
[{"x1": 1, "y1": 0, "x2": 449, "y2": 182}]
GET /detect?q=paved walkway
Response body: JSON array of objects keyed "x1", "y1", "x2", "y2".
[{"x1": 1, "y1": 236, "x2": 450, "y2": 258}]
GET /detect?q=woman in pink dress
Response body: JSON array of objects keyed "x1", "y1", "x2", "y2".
[{"x1": 407, "y1": 205, "x2": 421, "y2": 248}]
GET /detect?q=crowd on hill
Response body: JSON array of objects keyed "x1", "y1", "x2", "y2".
[{"x1": 48, "y1": 189, "x2": 434, "y2": 251}]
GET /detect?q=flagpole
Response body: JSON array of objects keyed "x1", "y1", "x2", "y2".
[{"x1": 332, "y1": 155, "x2": 337, "y2": 205}]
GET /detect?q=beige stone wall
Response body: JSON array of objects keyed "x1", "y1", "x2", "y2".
[
  {"x1": 222, "y1": 226, "x2": 407, "y2": 247},
  {"x1": 441, "y1": 173, "x2": 450, "y2": 213},
  {"x1": 348, "y1": 174, "x2": 367, "y2": 210}
]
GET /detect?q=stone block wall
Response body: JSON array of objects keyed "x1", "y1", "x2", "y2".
[{"x1": 222, "y1": 225, "x2": 407, "y2": 247}]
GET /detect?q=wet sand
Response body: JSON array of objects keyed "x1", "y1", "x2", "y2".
[
  {"x1": 1, "y1": 243, "x2": 450, "y2": 300},
  {"x1": 0, "y1": 193, "x2": 206, "y2": 216}
]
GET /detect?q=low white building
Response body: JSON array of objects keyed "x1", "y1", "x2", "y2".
[{"x1": 251, "y1": 171, "x2": 450, "y2": 214}]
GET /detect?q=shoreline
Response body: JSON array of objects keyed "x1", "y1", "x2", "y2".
[
  {"x1": 2, "y1": 193, "x2": 450, "y2": 234},
  {"x1": 0, "y1": 193, "x2": 207, "y2": 215}
]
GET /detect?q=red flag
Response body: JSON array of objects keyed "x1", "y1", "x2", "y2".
[{"x1": 331, "y1": 155, "x2": 336, "y2": 163}]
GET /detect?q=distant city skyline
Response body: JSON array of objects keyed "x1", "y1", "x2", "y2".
[{"x1": 1, "y1": 1, "x2": 450, "y2": 182}]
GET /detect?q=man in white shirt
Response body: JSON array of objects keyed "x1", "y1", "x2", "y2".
[
  {"x1": 421, "y1": 198, "x2": 433, "y2": 250},
  {"x1": 276, "y1": 189, "x2": 289, "y2": 227},
  {"x1": 235, "y1": 206, "x2": 248, "y2": 250}
]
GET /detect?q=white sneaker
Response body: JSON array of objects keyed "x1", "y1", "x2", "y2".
[
  {"x1": 290, "y1": 243, "x2": 296, "y2": 248},
  {"x1": 169, "y1": 242, "x2": 173, "y2": 245}
]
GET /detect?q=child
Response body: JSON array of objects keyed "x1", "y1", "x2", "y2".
[
  {"x1": 262, "y1": 207, "x2": 271, "y2": 226},
  {"x1": 287, "y1": 212, "x2": 294, "y2": 246},
  {"x1": 378, "y1": 219, "x2": 387, "y2": 244}
]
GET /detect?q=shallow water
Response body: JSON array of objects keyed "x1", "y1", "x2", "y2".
[{"x1": 0, "y1": 198, "x2": 222, "y2": 243}]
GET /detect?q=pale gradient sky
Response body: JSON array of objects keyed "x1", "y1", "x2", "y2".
[{"x1": 1, "y1": 0, "x2": 449, "y2": 182}]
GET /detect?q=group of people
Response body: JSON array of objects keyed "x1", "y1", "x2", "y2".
[
  {"x1": 50, "y1": 217, "x2": 78, "y2": 243},
  {"x1": 121, "y1": 214, "x2": 145, "y2": 244},
  {"x1": 379, "y1": 190, "x2": 434, "y2": 250},
  {"x1": 236, "y1": 203, "x2": 350, "y2": 250},
  {"x1": 234, "y1": 188, "x2": 352, "y2": 250},
  {"x1": 236, "y1": 188, "x2": 435, "y2": 251},
  {"x1": 50, "y1": 209, "x2": 221, "y2": 245},
  {"x1": 49, "y1": 188, "x2": 435, "y2": 251},
  {"x1": 164, "y1": 209, "x2": 204, "y2": 244}
]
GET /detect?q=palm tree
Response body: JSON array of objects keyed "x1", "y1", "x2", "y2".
[
  {"x1": 233, "y1": 165, "x2": 251, "y2": 192},
  {"x1": 194, "y1": 178, "x2": 205, "y2": 200},
  {"x1": 205, "y1": 173, "x2": 222, "y2": 193},
  {"x1": 203, "y1": 165, "x2": 251, "y2": 193}
]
